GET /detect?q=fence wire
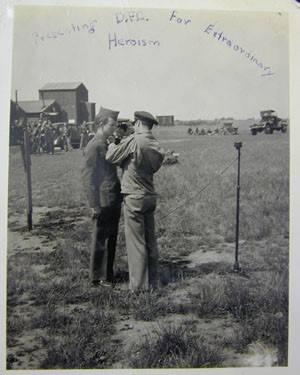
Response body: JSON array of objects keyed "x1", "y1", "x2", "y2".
[{"x1": 157, "y1": 155, "x2": 238, "y2": 225}]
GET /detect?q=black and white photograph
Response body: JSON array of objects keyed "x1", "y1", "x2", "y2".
[{"x1": 1, "y1": 0, "x2": 299, "y2": 373}]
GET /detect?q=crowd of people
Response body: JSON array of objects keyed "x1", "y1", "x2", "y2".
[
  {"x1": 187, "y1": 126, "x2": 238, "y2": 135},
  {"x1": 11, "y1": 116, "x2": 74, "y2": 155},
  {"x1": 27, "y1": 119, "x2": 58, "y2": 155},
  {"x1": 11, "y1": 117, "x2": 97, "y2": 155},
  {"x1": 11, "y1": 114, "x2": 135, "y2": 157}
]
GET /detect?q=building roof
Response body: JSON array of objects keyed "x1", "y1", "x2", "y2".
[
  {"x1": 39, "y1": 82, "x2": 85, "y2": 91},
  {"x1": 18, "y1": 100, "x2": 56, "y2": 114}
]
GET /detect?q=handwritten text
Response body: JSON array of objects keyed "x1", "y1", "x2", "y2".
[
  {"x1": 32, "y1": 20, "x2": 98, "y2": 44},
  {"x1": 169, "y1": 10, "x2": 191, "y2": 26},
  {"x1": 108, "y1": 32, "x2": 160, "y2": 50},
  {"x1": 115, "y1": 11, "x2": 149, "y2": 24},
  {"x1": 204, "y1": 24, "x2": 274, "y2": 77}
]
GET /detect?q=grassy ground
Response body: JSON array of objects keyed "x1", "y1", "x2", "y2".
[{"x1": 6, "y1": 125, "x2": 289, "y2": 369}]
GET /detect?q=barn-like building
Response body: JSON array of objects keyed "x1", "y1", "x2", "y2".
[
  {"x1": 39, "y1": 82, "x2": 95, "y2": 124},
  {"x1": 16, "y1": 99, "x2": 61, "y2": 123}
]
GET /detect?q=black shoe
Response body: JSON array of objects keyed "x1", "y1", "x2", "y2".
[{"x1": 91, "y1": 280, "x2": 113, "y2": 288}]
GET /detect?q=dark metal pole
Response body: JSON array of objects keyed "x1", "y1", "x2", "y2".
[
  {"x1": 23, "y1": 120, "x2": 33, "y2": 231},
  {"x1": 234, "y1": 142, "x2": 242, "y2": 272}
]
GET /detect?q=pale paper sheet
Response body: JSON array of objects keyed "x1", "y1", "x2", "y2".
[{"x1": 0, "y1": 1, "x2": 299, "y2": 374}]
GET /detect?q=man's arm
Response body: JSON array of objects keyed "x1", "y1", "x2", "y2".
[
  {"x1": 149, "y1": 144, "x2": 165, "y2": 173},
  {"x1": 135, "y1": 138, "x2": 165, "y2": 173},
  {"x1": 106, "y1": 134, "x2": 136, "y2": 165}
]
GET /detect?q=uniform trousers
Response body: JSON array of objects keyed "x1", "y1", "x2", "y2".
[
  {"x1": 46, "y1": 140, "x2": 54, "y2": 155},
  {"x1": 90, "y1": 204, "x2": 121, "y2": 282},
  {"x1": 123, "y1": 194, "x2": 159, "y2": 291}
]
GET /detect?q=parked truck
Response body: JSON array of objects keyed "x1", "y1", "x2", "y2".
[
  {"x1": 220, "y1": 121, "x2": 239, "y2": 135},
  {"x1": 250, "y1": 110, "x2": 288, "y2": 135}
]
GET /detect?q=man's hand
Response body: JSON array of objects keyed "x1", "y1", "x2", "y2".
[
  {"x1": 108, "y1": 142, "x2": 117, "y2": 149},
  {"x1": 107, "y1": 135, "x2": 116, "y2": 145}
]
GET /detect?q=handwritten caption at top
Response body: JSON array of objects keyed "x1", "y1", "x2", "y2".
[
  {"x1": 113, "y1": 9, "x2": 192, "y2": 26},
  {"x1": 169, "y1": 10, "x2": 191, "y2": 26},
  {"x1": 114, "y1": 11, "x2": 149, "y2": 24},
  {"x1": 108, "y1": 10, "x2": 192, "y2": 50},
  {"x1": 30, "y1": 10, "x2": 275, "y2": 77},
  {"x1": 32, "y1": 20, "x2": 98, "y2": 44},
  {"x1": 204, "y1": 24, "x2": 274, "y2": 77}
]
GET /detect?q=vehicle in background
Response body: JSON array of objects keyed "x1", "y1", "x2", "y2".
[
  {"x1": 52, "y1": 122, "x2": 81, "y2": 149},
  {"x1": 219, "y1": 121, "x2": 239, "y2": 135},
  {"x1": 250, "y1": 110, "x2": 288, "y2": 135}
]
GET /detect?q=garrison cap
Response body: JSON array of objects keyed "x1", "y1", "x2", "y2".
[
  {"x1": 134, "y1": 111, "x2": 158, "y2": 125},
  {"x1": 96, "y1": 106, "x2": 119, "y2": 122}
]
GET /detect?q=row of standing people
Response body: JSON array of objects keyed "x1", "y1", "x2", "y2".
[
  {"x1": 29, "y1": 120, "x2": 73, "y2": 154},
  {"x1": 187, "y1": 127, "x2": 238, "y2": 135},
  {"x1": 12, "y1": 118, "x2": 73, "y2": 154},
  {"x1": 12, "y1": 117, "x2": 124, "y2": 155},
  {"x1": 187, "y1": 127, "x2": 221, "y2": 135}
]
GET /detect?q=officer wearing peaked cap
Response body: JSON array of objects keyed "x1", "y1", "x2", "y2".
[
  {"x1": 82, "y1": 106, "x2": 121, "y2": 286},
  {"x1": 134, "y1": 111, "x2": 159, "y2": 125},
  {"x1": 106, "y1": 110, "x2": 165, "y2": 292},
  {"x1": 95, "y1": 107, "x2": 119, "y2": 123}
]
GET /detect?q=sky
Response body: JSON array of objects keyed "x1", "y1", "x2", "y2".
[{"x1": 11, "y1": 5, "x2": 289, "y2": 120}]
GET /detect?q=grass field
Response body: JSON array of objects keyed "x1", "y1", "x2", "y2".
[{"x1": 6, "y1": 125, "x2": 289, "y2": 369}]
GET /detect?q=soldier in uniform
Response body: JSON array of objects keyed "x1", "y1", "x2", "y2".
[
  {"x1": 106, "y1": 111, "x2": 165, "y2": 292},
  {"x1": 31, "y1": 122, "x2": 37, "y2": 150},
  {"x1": 39, "y1": 122, "x2": 47, "y2": 153},
  {"x1": 63, "y1": 123, "x2": 72, "y2": 151},
  {"x1": 80, "y1": 121, "x2": 89, "y2": 154},
  {"x1": 45, "y1": 120, "x2": 55, "y2": 155},
  {"x1": 82, "y1": 107, "x2": 122, "y2": 286}
]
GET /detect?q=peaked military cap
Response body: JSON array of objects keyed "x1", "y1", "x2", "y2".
[
  {"x1": 134, "y1": 111, "x2": 158, "y2": 125},
  {"x1": 96, "y1": 106, "x2": 119, "y2": 122}
]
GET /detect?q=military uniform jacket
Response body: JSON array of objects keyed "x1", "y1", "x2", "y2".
[
  {"x1": 106, "y1": 129, "x2": 165, "y2": 196},
  {"x1": 82, "y1": 133, "x2": 121, "y2": 208}
]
